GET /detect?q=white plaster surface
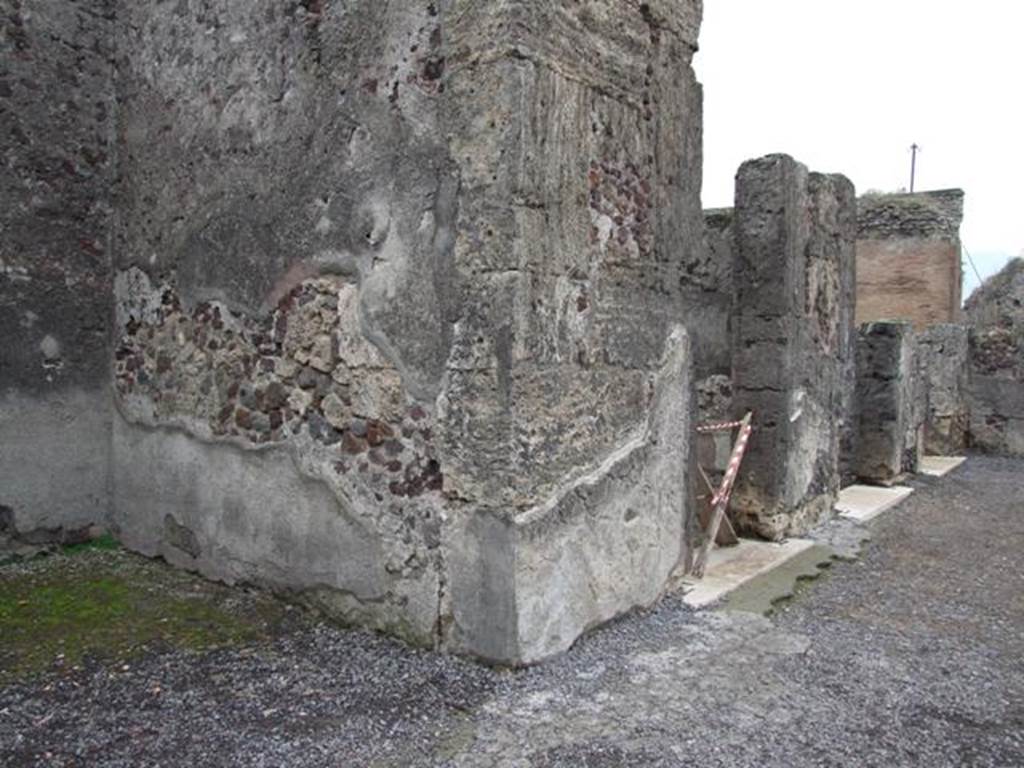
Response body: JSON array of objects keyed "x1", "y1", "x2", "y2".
[
  {"x1": 836, "y1": 484, "x2": 914, "y2": 522},
  {"x1": 681, "y1": 538, "x2": 815, "y2": 608},
  {"x1": 918, "y1": 455, "x2": 967, "y2": 477}
]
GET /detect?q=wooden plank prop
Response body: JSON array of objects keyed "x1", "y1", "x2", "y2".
[{"x1": 691, "y1": 412, "x2": 753, "y2": 578}]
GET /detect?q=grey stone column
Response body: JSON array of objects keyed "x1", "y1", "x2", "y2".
[
  {"x1": 729, "y1": 155, "x2": 856, "y2": 540},
  {"x1": 854, "y1": 321, "x2": 919, "y2": 483}
]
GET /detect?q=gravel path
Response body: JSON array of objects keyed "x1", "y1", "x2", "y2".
[{"x1": 2, "y1": 456, "x2": 1022, "y2": 767}]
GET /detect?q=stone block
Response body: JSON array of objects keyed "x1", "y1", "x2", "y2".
[
  {"x1": 729, "y1": 155, "x2": 856, "y2": 539},
  {"x1": 917, "y1": 324, "x2": 970, "y2": 455},
  {"x1": 854, "y1": 321, "x2": 919, "y2": 483}
]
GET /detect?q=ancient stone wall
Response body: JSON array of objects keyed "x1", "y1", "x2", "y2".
[
  {"x1": 917, "y1": 324, "x2": 970, "y2": 455},
  {"x1": 965, "y1": 258, "x2": 1024, "y2": 456},
  {"x1": 108, "y1": 0, "x2": 457, "y2": 648},
  {"x1": 100, "y1": 0, "x2": 703, "y2": 664},
  {"x1": 690, "y1": 208, "x2": 733, "y2": 378},
  {"x1": 856, "y1": 190, "x2": 964, "y2": 330},
  {"x1": 854, "y1": 321, "x2": 921, "y2": 483},
  {"x1": 0, "y1": 1, "x2": 116, "y2": 546},
  {"x1": 729, "y1": 155, "x2": 856, "y2": 539},
  {"x1": 692, "y1": 208, "x2": 735, "y2": 471}
]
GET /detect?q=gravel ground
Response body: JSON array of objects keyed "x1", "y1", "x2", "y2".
[{"x1": 1, "y1": 455, "x2": 1022, "y2": 767}]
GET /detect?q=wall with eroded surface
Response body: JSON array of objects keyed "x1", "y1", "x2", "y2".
[
  {"x1": 0, "y1": 1, "x2": 116, "y2": 547},
  {"x1": 100, "y1": 0, "x2": 704, "y2": 664}
]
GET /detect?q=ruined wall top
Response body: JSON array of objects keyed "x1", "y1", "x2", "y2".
[
  {"x1": 857, "y1": 189, "x2": 965, "y2": 241},
  {"x1": 965, "y1": 257, "x2": 1024, "y2": 333},
  {"x1": 703, "y1": 207, "x2": 732, "y2": 227}
]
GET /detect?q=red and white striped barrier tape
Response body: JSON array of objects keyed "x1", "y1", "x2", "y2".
[
  {"x1": 696, "y1": 420, "x2": 746, "y2": 434},
  {"x1": 709, "y1": 421, "x2": 752, "y2": 508}
]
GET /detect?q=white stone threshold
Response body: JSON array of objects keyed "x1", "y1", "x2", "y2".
[
  {"x1": 918, "y1": 455, "x2": 967, "y2": 477},
  {"x1": 836, "y1": 484, "x2": 914, "y2": 522},
  {"x1": 680, "y1": 538, "x2": 816, "y2": 608}
]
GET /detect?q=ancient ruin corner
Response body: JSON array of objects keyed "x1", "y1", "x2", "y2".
[{"x1": 1, "y1": 0, "x2": 704, "y2": 665}]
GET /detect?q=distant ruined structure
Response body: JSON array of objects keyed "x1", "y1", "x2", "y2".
[
  {"x1": 1, "y1": 0, "x2": 1020, "y2": 664},
  {"x1": 965, "y1": 258, "x2": 1024, "y2": 456},
  {"x1": 856, "y1": 190, "x2": 965, "y2": 330}
]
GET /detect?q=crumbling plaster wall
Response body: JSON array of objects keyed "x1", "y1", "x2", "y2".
[
  {"x1": 965, "y1": 258, "x2": 1024, "y2": 456},
  {"x1": 856, "y1": 190, "x2": 964, "y2": 330},
  {"x1": 109, "y1": 1, "x2": 458, "y2": 646},
  {"x1": 106, "y1": 0, "x2": 703, "y2": 665},
  {"x1": 0, "y1": 0, "x2": 116, "y2": 545}
]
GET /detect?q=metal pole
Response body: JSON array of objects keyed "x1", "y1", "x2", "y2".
[{"x1": 910, "y1": 143, "x2": 919, "y2": 193}]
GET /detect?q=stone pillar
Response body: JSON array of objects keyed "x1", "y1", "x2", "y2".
[
  {"x1": 837, "y1": 195, "x2": 859, "y2": 486},
  {"x1": 917, "y1": 324, "x2": 969, "y2": 455},
  {"x1": 440, "y1": 0, "x2": 704, "y2": 664},
  {"x1": 906, "y1": 341, "x2": 927, "y2": 471},
  {"x1": 730, "y1": 155, "x2": 856, "y2": 539},
  {"x1": 854, "y1": 321, "x2": 919, "y2": 483}
]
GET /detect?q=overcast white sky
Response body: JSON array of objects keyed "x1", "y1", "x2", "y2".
[{"x1": 696, "y1": 0, "x2": 1023, "y2": 296}]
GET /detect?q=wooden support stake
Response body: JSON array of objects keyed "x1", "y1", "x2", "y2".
[{"x1": 697, "y1": 465, "x2": 737, "y2": 545}]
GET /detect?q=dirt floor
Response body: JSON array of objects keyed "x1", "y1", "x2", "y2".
[{"x1": 1, "y1": 456, "x2": 1022, "y2": 767}]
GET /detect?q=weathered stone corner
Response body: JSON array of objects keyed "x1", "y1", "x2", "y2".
[
  {"x1": 1, "y1": 0, "x2": 706, "y2": 666},
  {"x1": 445, "y1": 327, "x2": 693, "y2": 665}
]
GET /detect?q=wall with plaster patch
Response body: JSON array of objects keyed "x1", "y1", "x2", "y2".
[{"x1": 101, "y1": 0, "x2": 704, "y2": 664}]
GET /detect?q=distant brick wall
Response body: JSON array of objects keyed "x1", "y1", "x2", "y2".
[{"x1": 855, "y1": 190, "x2": 964, "y2": 331}]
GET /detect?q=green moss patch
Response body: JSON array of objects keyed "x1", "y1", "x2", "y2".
[
  {"x1": 62, "y1": 533, "x2": 121, "y2": 554},
  {"x1": 0, "y1": 548, "x2": 303, "y2": 684}
]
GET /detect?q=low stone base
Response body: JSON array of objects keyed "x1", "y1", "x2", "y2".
[
  {"x1": 111, "y1": 328, "x2": 694, "y2": 667},
  {"x1": 0, "y1": 388, "x2": 112, "y2": 545},
  {"x1": 445, "y1": 328, "x2": 693, "y2": 665},
  {"x1": 731, "y1": 492, "x2": 835, "y2": 543}
]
